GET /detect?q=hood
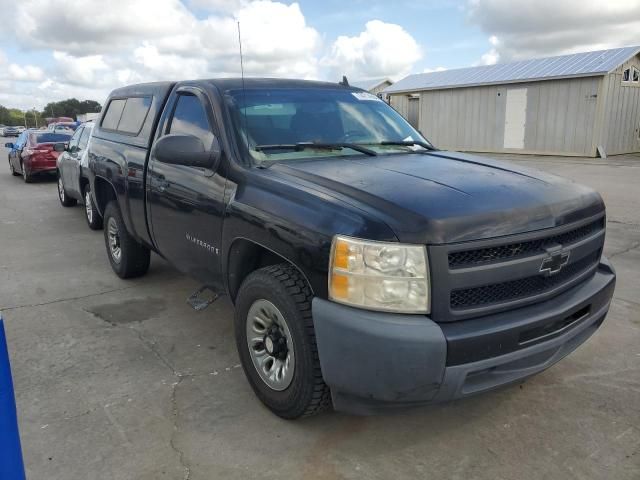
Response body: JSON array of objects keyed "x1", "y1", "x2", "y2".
[{"x1": 271, "y1": 151, "x2": 604, "y2": 244}]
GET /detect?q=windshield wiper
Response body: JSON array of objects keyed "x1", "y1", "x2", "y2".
[
  {"x1": 254, "y1": 142, "x2": 377, "y2": 156},
  {"x1": 379, "y1": 140, "x2": 436, "y2": 151}
]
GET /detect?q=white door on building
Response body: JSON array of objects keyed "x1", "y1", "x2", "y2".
[{"x1": 503, "y1": 88, "x2": 528, "y2": 149}]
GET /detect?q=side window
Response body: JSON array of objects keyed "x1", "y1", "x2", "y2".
[
  {"x1": 168, "y1": 94, "x2": 214, "y2": 148},
  {"x1": 69, "y1": 128, "x2": 83, "y2": 148},
  {"x1": 623, "y1": 68, "x2": 631, "y2": 82},
  {"x1": 118, "y1": 97, "x2": 152, "y2": 134},
  {"x1": 15, "y1": 132, "x2": 27, "y2": 149},
  {"x1": 633, "y1": 67, "x2": 639, "y2": 83},
  {"x1": 78, "y1": 127, "x2": 91, "y2": 150},
  {"x1": 101, "y1": 99, "x2": 126, "y2": 130}
]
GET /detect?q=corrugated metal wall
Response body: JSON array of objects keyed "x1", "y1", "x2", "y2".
[
  {"x1": 390, "y1": 77, "x2": 604, "y2": 156},
  {"x1": 598, "y1": 54, "x2": 640, "y2": 155}
]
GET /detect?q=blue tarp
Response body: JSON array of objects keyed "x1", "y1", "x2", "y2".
[{"x1": 0, "y1": 316, "x2": 26, "y2": 480}]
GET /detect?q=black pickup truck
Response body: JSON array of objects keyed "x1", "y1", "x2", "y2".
[{"x1": 88, "y1": 79, "x2": 615, "y2": 418}]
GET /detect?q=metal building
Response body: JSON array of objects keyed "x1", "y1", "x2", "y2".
[
  {"x1": 351, "y1": 78, "x2": 393, "y2": 102},
  {"x1": 386, "y1": 46, "x2": 640, "y2": 157}
]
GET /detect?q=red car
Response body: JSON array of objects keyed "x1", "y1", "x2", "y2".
[{"x1": 6, "y1": 130, "x2": 72, "y2": 182}]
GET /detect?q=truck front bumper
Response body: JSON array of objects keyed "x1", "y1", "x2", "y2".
[{"x1": 312, "y1": 258, "x2": 616, "y2": 415}]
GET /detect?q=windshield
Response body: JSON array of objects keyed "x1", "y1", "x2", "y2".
[
  {"x1": 225, "y1": 88, "x2": 431, "y2": 165},
  {"x1": 31, "y1": 133, "x2": 72, "y2": 144}
]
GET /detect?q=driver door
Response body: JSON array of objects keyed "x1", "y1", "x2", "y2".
[
  {"x1": 147, "y1": 87, "x2": 227, "y2": 288},
  {"x1": 10, "y1": 132, "x2": 27, "y2": 172}
]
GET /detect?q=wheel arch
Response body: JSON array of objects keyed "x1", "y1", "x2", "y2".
[
  {"x1": 93, "y1": 176, "x2": 118, "y2": 217},
  {"x1": 226, "y1": 237, "x2": 314, "y2": 304},
  {"x1": 79, "y1": 174, "x2": 90, "y2": 195}
]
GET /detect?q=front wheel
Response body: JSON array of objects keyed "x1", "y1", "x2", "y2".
[
  {"x1": 83, "y1": 185, "x2": 103, "y2": 230},
  {"x1": 103, "y1": 202, "x2": 150, "y2": 278},
  {"x1": 235, "y1": 264, "x2": 331, "y2": 419}
]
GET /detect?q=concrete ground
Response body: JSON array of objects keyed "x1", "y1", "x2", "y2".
[{"x1": 0, "y1": 138, "x2": 638, "y2": 480}]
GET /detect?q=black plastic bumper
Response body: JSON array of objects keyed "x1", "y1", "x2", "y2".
[{"x1": 312, "y1": 258, "x2": 616, "y2": 415}]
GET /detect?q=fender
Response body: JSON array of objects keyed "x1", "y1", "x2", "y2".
[{"x1": 221, "y1": 168, "x2": 398, "y2": 300}]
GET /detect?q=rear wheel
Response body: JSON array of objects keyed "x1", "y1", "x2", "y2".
[
  {"x1": 103, "y1": 201, "x2": 150, "y2": 278},
  {"x1": 57, "y1": 174, "x2": 76, "y2": 206},
  {"x1": 21, "y1": 162, "x2": 33, "y2": 183},
  {"x1": 83, "y1": 184, "x2": 103, "y2": 230},
  {"x1": 9, "y1": 159, "x2": 19, "y2": 176},
  {"x1": 235, "y1": 264, "x2": 331, "y2": 419}
]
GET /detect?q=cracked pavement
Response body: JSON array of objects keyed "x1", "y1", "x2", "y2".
[{"x1": 1, "y1": 141, "x2": 639, "y2": 479}]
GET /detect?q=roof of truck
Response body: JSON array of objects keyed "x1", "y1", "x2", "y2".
[{"x1": 107, "y1": 78, "x2": 354, "y2": 98}]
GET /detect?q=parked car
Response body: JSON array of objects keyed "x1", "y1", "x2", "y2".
[
  {"x1": 55, "y1": 122, "x2": 102, "y2": 229},
  {"x1": 2, "y1": 126, "x2": 21, "y2": 137},
  {"x1": 47, "y1": 122, "x2": 77, "y2": 133},
  {"x1": 88, "y1": 79, "x2": 615, "y2": 418},
  {"x1": 6, "y1": 130, "x2": 72, "y2": 182}
]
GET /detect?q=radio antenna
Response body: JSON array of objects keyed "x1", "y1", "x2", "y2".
[{"x1": 237, "y1": 20, "x2": 249, "y2": 153}]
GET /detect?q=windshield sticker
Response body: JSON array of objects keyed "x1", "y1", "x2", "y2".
[{"x1": 351, "y1": 91, "x2": 381, "y2": 101}]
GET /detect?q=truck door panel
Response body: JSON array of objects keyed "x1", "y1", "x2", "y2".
[{"x1": 147, "y1": 88, "x2": 226, "y2": 288}]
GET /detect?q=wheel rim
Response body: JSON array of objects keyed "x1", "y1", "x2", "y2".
[
  {"x1": 246, "y1": 299, "x2": 295, "y2": 391},
  {"x1": 58, "y1": 178, "x2": 65, "y2": 201},
  {"x1": 85, "y1": 190, "x2": 93, "y2": 223},
  {"x1": 107, "y1": 217, "x2": 122, "y2": 264}
]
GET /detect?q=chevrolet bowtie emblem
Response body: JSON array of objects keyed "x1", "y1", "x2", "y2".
[{"x1": 540, "y1": 247, "x2": 570, "y2": 275}]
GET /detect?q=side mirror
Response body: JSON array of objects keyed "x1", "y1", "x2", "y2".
[
  {"x1": 69, "y1": 145, "x2": 79, "y2": 154},
  {"x1": 152, "y1": 134, "x2": 220, "y2": 169},
  {"x1": 4, "y1": 143, "x2": 14, "y2": 149},
  {"x1": 53, "y1": 143, "x2": 66, "y2": 152}
]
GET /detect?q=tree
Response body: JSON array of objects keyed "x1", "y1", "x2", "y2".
[
  {"x1": 42, "y1": 98, "x2": 102, "y2": 119},
  {"x1": 0, "y1": 106, "x2": 29, "y2": 127}
]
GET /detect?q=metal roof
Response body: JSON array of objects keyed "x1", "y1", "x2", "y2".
[
  {"x1": 385, "y1": 46, "x2": 640, "y2": 93},
  {"x1": 351, "y1": 77, "x2": 392, "y2": 91}
]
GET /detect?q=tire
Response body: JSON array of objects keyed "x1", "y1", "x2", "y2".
[
  {"x1": 9, "y1": 159, "x2": 20, "y2": 176},
  {"x1": 57, "y1": 173, "x2": 77, "y2": 206},
  {"x1": 103, "y1": 201, "x2": 150, "y2": 278},
  {"x1": 234, "y1": 263, "x2": 331, "y2": 419},
  {"x1": 21, "y1": 161, "x2": 33, "y2": 183},
  {"x1": 83, "y1": 184, "x2": 103, "y2": 230}
]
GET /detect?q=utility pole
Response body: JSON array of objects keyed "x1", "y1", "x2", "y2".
[
  {"x1": 33, "y1": 108, "x2": 38, "y2": 128},
  {"x1": 23, "y1": 111, "x2": 27, "y2": 128}
]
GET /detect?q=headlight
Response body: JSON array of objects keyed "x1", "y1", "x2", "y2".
[{"x1": 328, "y1": 235, "x2": 430, "y2": 313}]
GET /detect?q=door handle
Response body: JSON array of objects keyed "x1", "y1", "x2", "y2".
[{"x1": 156, "y1": 175, "x2": 170, "y2": 192}]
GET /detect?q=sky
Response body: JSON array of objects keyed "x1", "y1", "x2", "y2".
[{"x1": 0, "y1": 0, "x2": 639, "y2": 110}]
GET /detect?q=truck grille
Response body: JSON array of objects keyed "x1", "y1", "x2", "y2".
[
  {"x1": 427, "y1": 214, "x2": 606, "y2": 322},
  {"x1": 448, "y1": 217, "x2": 604, "y2": 268},
  {"x1": 450, "y1": 251, "x2": 600, "y2": 309}
]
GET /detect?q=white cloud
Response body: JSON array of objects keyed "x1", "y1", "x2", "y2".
[
  {"x1": 0, "y1": 51, "x2": 45, "y2": 82},
  {"x1": 7, "y1": 64, "x2": 45, "y2": 82},
  {"x1": 467, "y1": 0, "x2": 640, "y2": 61},
  {"x1": 0, "y1": 1, "x2": 424, "y2": 109},
  {"x1": 188, "y1": 0, "x2": 248, "y2": 12},
  {"x1": 133, "y1": 43, "x2": 209, "y2": 79},
  {"x1": 479, "y1": 35, "x2": 500, "y2": 65},
  {"x1": 422, "y1": 66, "x2": 447, "y2": 73},
  {"x1": 52, "y1": 51, "x2": 110, "y2": 86},
  {"x1": 323, "y1": 20, "x2": 421, "y2": 81},
  {"x1": 12, "y1": 0, "x2": 195, "y2": 55}
]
